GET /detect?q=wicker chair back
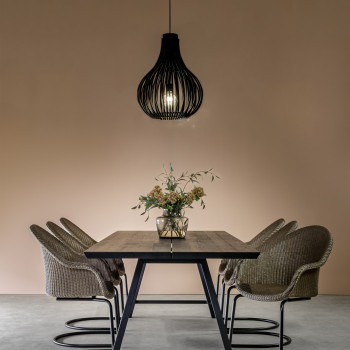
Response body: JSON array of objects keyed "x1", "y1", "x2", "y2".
[
  {"x1": 60, "y1": 218, "x2": 125, "y2": 276},
  {"x1": 60, "y1": 217, "x2": 96, "y2": 248},
  {"x1": 30, "y1": 224, "x2": 115, "y2": 298},
  {"x1": 47, "y1": 221, "x2": 85, "y2": 254},
  {"x1": 219, "y1": 218, "x2": 285, "y2": 277}
]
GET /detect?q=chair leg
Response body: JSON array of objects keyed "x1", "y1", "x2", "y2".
[
  {"x1": 119, "y1": 280, "x2": 125, "y2": 313},
  {"x1": 229, "y1": 294, "x2": 242, "y2": 343},
  {"x1": 224, "y1": 285, "x2": 235, "y2": 327},
  {"x1": 216, "y1": 273, "x2": 221, "y2": 295},
  {"x1": 114, "y1": 287, "x2": 121, "y2": 329},
  {"x1": 278, "y1": 297, "x2": 310, "y2": 350},
  {"x1": 220, "y1": 278, "x2": 226, "y2": 313},
  {"x1": 91, "y1": 297, "x2": 115, "y2": 345},
  {"x1": 124, "y1": 274, "x2": 129, "y2": 297},
  {"x1": 104, "y1": 298, "x2": 116, "y2": 345},
  {"x1": 279, "y1": 300, "x2": 287, "y2": 350}
]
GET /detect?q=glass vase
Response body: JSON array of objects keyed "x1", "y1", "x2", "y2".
[{"x1": 156, "y1": 209, "x2": 188, "y2": 239}]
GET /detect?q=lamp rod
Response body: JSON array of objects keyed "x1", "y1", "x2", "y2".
[{"x1": 169, "y1": 0, "x2": 171, "y2": 33}]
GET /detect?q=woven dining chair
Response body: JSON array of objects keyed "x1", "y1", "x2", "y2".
[
  {"x1": 217, "y1": 218, "x2": 285, "y2": 324},
  {"x1": 228, "y1": 225, "x2": 333, "y2": 349},
  {"x1": 46, "y1": 221, "x2": 122, "y2": 330},
  {"x1": 30, "y1": 224, "x2": 118, "y2": 348},
  {"x1": 223, "y1": 220, "x2": 298, "y2": 331},
  {"x1": 60, "y1": 217, "x2": 128, "y2": 309}
]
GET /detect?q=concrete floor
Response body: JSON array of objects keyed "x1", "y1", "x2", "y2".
[{"x1": 0, "y1": 294, "x2": 349, "y2": 349}]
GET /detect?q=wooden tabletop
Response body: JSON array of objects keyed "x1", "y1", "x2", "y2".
[
  {"x1": 85, "y1": 231, "x2": 259, "y2": 260},
  {"x1": 172, "y1": 231, "x2": 259, "y2": 259}
]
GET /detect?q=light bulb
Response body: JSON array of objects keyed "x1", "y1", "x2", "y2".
[
  {"x1": 164, "y1": 86, "x2": 177, "y2": 108},
  {"x1": 166, "y1": 93, "x2": 174, "y2": 104}
]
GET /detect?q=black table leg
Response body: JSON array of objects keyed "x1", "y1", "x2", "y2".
[
  {"x1": 112, "y1": 259, "x2": 145, "y2": 350},
  {"x1": 198, "y1": 259, "x2": 232, "y2": 350},
  {"x1": 129, "y1": 262, "x2": 146, "y2": 317},
  {"x1": 197, "y1": 263, "x2": 215, "y2": 318}
]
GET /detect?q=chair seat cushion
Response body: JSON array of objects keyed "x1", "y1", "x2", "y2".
[{"x1": 238, "y1": 283, "x2": 288, "y2": 298}]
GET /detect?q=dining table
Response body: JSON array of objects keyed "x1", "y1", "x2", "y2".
[{"x1": 85, "y1": 230, "x2": 259, "y2": 350}]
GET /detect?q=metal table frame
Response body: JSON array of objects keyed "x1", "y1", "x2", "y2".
[
  {"x1": 116, "y1": 258, "x2": 229, "y2": 349},
  {"x1": 85, "y1": 231, "x2": 259, "y2": 350}
]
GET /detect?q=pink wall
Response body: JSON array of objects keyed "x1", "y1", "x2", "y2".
[{"x1": 0, "y1": 0, "x2": 349, "y2": 294}]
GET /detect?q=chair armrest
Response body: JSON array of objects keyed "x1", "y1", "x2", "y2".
[
  {"x1": 42, "y1": 249, "x2": 115, "y2": 299},
  {"x1": 48, "y1": 248, "x2": 115, "y2": 285},
  {"x1": 224, "y1": 258, "x2": 242, "y2": 285}
]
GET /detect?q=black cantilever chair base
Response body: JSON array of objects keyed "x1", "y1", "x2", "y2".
[
  {"x1": 64, "y1": 285, "x2": 123, "y2": 333},
  {"x1": 65, "y1": 317, "x2": 119, "y2": 332},
  {"x1": 230, "y1": 331, "x2": 291, "y2": 349},
  {"x1": 220, "y1": 281, "x2": 280, "y2": 333},
  {"x1": 226, "y1": 317, "x2": 279, "y2": 333},
  {"x1": 53, "y1": 330, "x2": 112, "y2": 349},
  {"x1": 54, "y1": 297, "x2": 116, "y2": 348},
  {"x1": 229, "y1": 294, "x2": 312, "y2": 349}
]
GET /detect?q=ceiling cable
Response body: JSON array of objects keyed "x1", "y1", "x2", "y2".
[{"x1": 169, "y1": 0, "x2": 172, "y2": 33}]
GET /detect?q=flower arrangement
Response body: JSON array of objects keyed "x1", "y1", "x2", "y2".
[{"x1": 132, "y1": 164, "x2": 219, "y2": 221}]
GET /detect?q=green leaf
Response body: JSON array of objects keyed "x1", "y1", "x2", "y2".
[
  {"x1": 131, "y1": 206, "x2": 137, "y2": 209},
  {"x1": 211, "y1": 175, "x2": 214, "y2": 182}
]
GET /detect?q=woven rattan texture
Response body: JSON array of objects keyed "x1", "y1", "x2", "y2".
[
  {"x1": 60, "y1": 218, "x2": 125, "y2": 276},
  {"x1": 247, "y1": 219, "x2": 286, "y2": 247},
  {"x1": 60, "y1": 218, "x2": 96, "y2": 248},
  {"x1": 47, "y1": 221, "x2": 86, "y2": 254},
  {"x1": 224, "y1": 220, "x2": 299, "y2": 285},
  {"x1": 218, "y1": 219, "x2": 285, "y2": 277},
  {"x1": 46, "y1": 221, "x2": 121, "y2": 284},
  {"x1": 221, "y1": 219, "x2": 287, "y2": 283}
]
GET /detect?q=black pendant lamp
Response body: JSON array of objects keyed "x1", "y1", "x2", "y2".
[{"x1": 137, "y1": 0, "x2": 203, "y2": 120}]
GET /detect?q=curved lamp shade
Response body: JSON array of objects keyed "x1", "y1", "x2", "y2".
[{"x1": 137, "y1": 33, "x2": 203, "y2": 120}]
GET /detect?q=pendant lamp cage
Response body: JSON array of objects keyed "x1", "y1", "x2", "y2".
[{"x1": 137, "y1": 0, "x2": 203, "y2": 120}]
